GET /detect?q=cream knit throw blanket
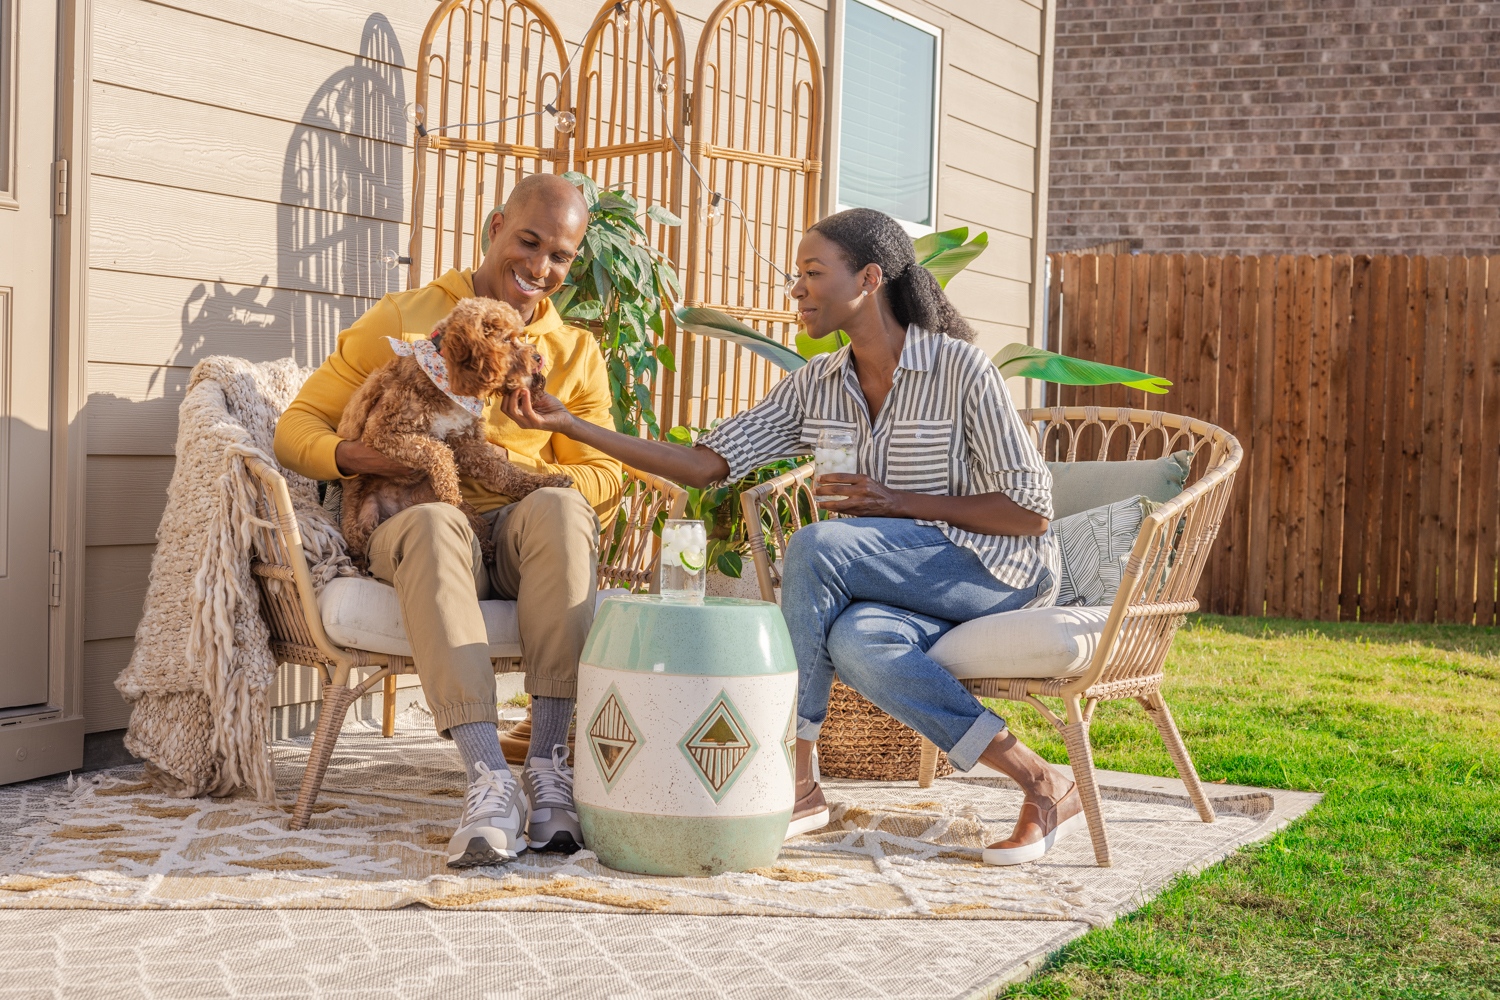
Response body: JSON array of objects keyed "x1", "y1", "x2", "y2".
[{"x1": 115, "y1": 357, "x2": 357, "y2": 801}]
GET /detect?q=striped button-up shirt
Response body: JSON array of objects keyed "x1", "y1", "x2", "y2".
[{"x1": 699, "y1": 325, "x2": 1059, "y2": 597}]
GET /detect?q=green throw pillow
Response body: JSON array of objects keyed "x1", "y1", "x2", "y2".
[
  {"x1": 1046, "y1": 450, "x2": 1192, "y2": 520},
  {"x1": 1053, "y1": 494, "x2": 1151, "y2": 607}
]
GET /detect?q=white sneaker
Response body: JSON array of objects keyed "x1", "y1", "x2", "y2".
[
  {"x1": 446, "y1": 762, "x2": 530, "y2": 868},
  {"x1": 522, "y1": 745, "x2": 585, "y2": 853}
]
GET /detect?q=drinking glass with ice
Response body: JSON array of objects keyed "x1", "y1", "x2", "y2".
[
  {"x1": 658, "y1": 518, "x2": 708, "y2": 602},
  {"x1": 814, "y1": 428, "x2": 857, "y2": 503}
]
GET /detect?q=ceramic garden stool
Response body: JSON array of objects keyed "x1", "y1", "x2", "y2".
[{"x1": 575, "y1": 594, "x2": 797, "y2": 876}]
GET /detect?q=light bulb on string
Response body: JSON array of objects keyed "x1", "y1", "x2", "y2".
[
  {"x1": 699, "y1": 191, "x2": 722, "y2": 222},
  {"x1": 378, "y1": 250, "x2": 412, "y2": 270},
  {"x1": 655, "y1": 72, "x2": 669, "y2": 94},
  {"x1": 404, "y1": 103, "x2": 424, "y2": 124},
  {"x1": 782, "y1": 275, "x2": 798, "y2": 301},
  {"x1": 545, "y1": 103, "x2": 575, "y2": 134}
]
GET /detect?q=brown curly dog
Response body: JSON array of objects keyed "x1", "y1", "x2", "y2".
[{"x1": 336, "y1": 297, "x2": 573, "y2": 569}]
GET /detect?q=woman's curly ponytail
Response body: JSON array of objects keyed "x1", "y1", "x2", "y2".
[{"x1": 807, "y1": 207, "x2": 976, "y2": 343}]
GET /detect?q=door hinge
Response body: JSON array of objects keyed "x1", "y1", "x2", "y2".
[
  {"x1": 682, "y1": 94, "x2": 692, "y2": 127},
  {"x1": 53, "y1": 160, "x2": 68, "y2": 216},
  {"x1": 49, "y1": 551, "x2": 62, "y2": 607}
]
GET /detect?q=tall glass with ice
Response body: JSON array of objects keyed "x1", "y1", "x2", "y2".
[
  {"x1": 658, "y1": 518, "x2": 707, "y2": 602},
  {"x1": 814, "y1": 428, "x2": 857, "y2": 503}
]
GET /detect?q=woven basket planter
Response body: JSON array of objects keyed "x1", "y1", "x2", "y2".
[{"x1": 816, "y1": 679, "x2": 956, "y2": 781}]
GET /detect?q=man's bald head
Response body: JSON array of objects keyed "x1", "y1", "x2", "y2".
[
  {"x1": 474, "y1": 173, "x2": 592, "y2": 322},
  {"x1": 502, "y1": 173, "x2": 590, "y2": 222}
]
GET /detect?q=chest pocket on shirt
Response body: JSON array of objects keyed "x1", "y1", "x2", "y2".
[{"x1": 885, "y1": 420, "x2": 953, "y2": 494}]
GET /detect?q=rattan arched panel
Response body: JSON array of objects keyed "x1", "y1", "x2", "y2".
[
  {"x1": 683, "y1": 0, "x2": 823, "y2": 427},
  {"x1": 408, "y1": 0, "x2": 572, "y2": 288},
  {"x1": 575, "y1": 0, "x2": 687, "y2": 426}
]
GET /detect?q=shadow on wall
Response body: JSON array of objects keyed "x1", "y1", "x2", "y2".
[
  {"x1": 81, "y1": 18, "x2": 411, "y2": 729},
  {"x1": 171, "y1": 13, "x2": 407, "y2": 379}
]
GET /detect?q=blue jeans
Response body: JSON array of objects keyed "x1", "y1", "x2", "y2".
[{"x1": 780, "y1": 518, "x2": 1046, "y2": 772}]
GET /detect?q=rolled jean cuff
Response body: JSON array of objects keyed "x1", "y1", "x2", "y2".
[
  {"x1": 796, "y1": 716, "x2": 823, "y2": 742},
  {"x1": 524, "y1": 675, "x2": 578, "y2": 700},
  {"x1": 946, "y1": 709, "x2": 1007, "y2": 772},
  {"x1": 431, "y1": 699, "x2": 498, "y2": 739}
]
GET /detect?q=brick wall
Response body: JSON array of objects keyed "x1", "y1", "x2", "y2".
[{"x1": 1047, "y1": 0, "x2": 1500, "y2": 255}]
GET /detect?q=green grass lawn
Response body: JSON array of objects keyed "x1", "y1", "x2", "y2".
[{"x1": 985, "y1": 615, "x2": 1500, "y2": 999}]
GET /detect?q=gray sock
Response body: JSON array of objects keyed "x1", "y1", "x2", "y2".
[
  {"x1": 527, "y1": 696, "x2": 575, "y2": 763},
  {"x1": 449, "y1": 721, "x2": 511, "y2": 783}
]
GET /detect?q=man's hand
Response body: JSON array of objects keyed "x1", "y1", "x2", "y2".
[
  {"x1": 814, "y1": 474, "x2": 911, "y2": 518},
  {"x1": 334, "y1": 439, "x2": 414, "y2": 478},
  {"x1": 502, "y1": 387, "x2": 577, "y2": 435}
]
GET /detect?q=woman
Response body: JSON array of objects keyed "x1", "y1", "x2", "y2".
[{"x1": 504, "y1": 207, "x2": 1082, "y2": 865}]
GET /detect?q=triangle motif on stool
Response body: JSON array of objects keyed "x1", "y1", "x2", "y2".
[
  {"x1": 679, "y1": 691, "x2": 759, "y2": 803},
  {"x1": 587, "y1": 684, "x2": 642, "y2": 793}
]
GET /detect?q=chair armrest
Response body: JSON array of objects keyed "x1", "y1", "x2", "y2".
[
  {"x1": 739, "y1": 463, "x2": 817, "y2": 603},
  {"x1": 598, "y1": 466, "x2": 688, "y2": 593},
  {"x1": 244, "y1": 457, "x2": 366, "y2": 682}
]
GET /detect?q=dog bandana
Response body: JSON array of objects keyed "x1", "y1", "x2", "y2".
[{"x1": 384, "y1": 336, "x2": 487, "y2": 417}]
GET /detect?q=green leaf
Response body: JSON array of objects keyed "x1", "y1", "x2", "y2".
[
  {"x1": 674, "y1": 306, "x2": 807, "y2": 372},
  {"x1": 666, "y1": 425, "x2": 694, "y2": 445},
  {"x1": 562, "y1": 171, "x2": 600, "y2": 209},
  {"x1": 992, "y1": 343, "x2": 1172, "y2": 393},
  {"x1": 591, "y1": 257, "x2": 614, "y2": 305},
  {"x1": 654, "y1": 344, "x2": 677, "y2": 372},
  {"x1": 598, "y1": 189, "x2": 639, "y2": 214},
  {"x1": 920, "y1": 232, "x2": 988, "y2": 288},
  {"x1": 795, "y1": 329, "x2": 849, "y2": 360},
  {"x1": 564, "y1": 298, "x2": 604, "y2": 321},
  {"x1": 716, "y1": 550, "x2": 744, "y2": 578},
  {"x1": 913, "y1": 226, "x2": 968, "y2": 260},
  {"x1": 655, "y1": 261, "x2": 684, "y2": 301},
  {"x1": 647, "y1": 204, "x2": 683, "y2": 226},
  {"x1": 550, "y1": 284, "x2": 577, "y2": 314}
]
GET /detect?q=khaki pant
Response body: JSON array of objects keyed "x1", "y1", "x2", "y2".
[{"x1": 366, "y1": 489, "x2": 600, "y2": 736}]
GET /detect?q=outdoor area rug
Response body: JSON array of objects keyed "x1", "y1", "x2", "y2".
[{"x1": 0, "y1": 719, "x2": 1308, "y2": 924}]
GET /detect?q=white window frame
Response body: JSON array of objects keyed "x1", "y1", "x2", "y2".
[{"x1": 828, "y1": 0, "x2": 943, "y2": 236}]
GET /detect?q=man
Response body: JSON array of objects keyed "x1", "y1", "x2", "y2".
[{"x1": 274, "y1": 173, "x2": 620, "y2": 866}]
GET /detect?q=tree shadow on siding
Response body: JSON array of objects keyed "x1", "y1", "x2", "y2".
[{"x1": 171, "y1": 13, "x2": 407, "y2": 378}]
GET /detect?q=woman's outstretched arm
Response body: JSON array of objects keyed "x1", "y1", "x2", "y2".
[{"x1": 501, "y1": 388, "x2": 730, "y2": 489}]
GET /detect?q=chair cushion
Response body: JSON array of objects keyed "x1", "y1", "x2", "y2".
[
  {"x1": 1053, "y1": 494, "x2": 1151, "y2": 607},
  {"x1": 929, "y1": 605, "x2": 1114, "y2": 680},
  {"x1": 319, "y1": 576, "x2": 627, "y2": 659},
  {"x1": 1047, "y1": 449, "x2": 1191, "y2": 519}
]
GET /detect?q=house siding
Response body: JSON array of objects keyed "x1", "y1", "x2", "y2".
[{"x1": 80, "y1": 0, "x2": 1052, "y2": 731}]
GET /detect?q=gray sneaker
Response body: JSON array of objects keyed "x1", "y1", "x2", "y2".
[
  {"x1": 522, "y1": 745, "x2": 584, "y2": 853},
  {"x1": 446, "y1": 762, "x2": 530, "y2": 868}
]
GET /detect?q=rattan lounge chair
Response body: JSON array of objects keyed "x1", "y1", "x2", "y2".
[
  {"x1": 244, "y1": 457, "x2": 685, "y2": 830},
  {"x1": 741, "y1": 406, "x2": 1243, "y2": 867}
]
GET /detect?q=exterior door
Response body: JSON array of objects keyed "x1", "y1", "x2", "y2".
[{"x1": 0, "y1": 0, "x2": 58, "y2": 712}]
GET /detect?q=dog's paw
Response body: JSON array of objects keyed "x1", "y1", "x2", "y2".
[{"x1": 542, "y1": 474, "x2": 574, "y2": 489}]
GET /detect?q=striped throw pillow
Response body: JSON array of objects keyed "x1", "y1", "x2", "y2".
[{"x1": 1053, "y1": 495, "x2": 1151, "y2": 607}]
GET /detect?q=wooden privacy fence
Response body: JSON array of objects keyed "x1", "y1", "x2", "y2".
[{"x1": 1048, "y1": 252, "x2": 1500, "y2": 626}]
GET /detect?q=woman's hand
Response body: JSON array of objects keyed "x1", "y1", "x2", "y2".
[
  {"x1": 815, "y1": 474, "x2": 911, "y2": 518},
  {"x1": 501, "y1": 387, "x2": 577, "y2": 435}
]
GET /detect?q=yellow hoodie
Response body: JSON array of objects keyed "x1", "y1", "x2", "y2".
[{"x1": 273, "y1": 269, "x2": 623, "y2": 516}]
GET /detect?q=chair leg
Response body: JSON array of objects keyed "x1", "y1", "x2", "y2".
[
  {"x1": 382, "y1": 674, "x2": 397, "y2": 738},
  {"x1": 290, "y1": 684, "x2": 358, "y2": 831},
  {"x1": 1059, "y1": 700, "x2": 1111, "y2": 867},
  {"x1": 1138, "y1": 693, "x2": 1216, "y2": 823},
  {"x1": 917, "y1": 737, "x2": 938, "y2": 789}
]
